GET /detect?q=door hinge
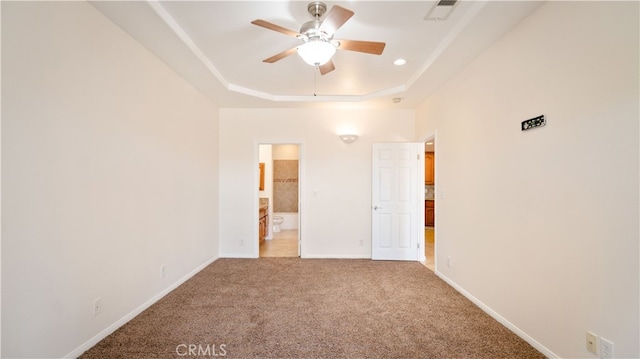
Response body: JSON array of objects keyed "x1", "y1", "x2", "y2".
[
  {"x1": 417, "y1": 153, "x2": 420, "y2": 160},
  {"x1": 417, "y1": 243, "x2": 420, "y2": 249}
]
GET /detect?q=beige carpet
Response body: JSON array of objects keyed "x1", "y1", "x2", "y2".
[{"x1": 80, "y1": 258, "x2": 544, "y2": 359}]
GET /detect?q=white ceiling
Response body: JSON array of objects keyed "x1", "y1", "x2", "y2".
[{"x1": 90, "y1": 1, "x2": 544, "y2": 109}]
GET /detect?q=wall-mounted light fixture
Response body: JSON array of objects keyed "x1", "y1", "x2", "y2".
[{"x1": 339, "y1": 134, "x2": 359, "y2": 144}]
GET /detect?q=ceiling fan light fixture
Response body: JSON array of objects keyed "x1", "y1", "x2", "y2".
[{"x1": 297, "y1": 39, "x2": 336, "y2": 66}]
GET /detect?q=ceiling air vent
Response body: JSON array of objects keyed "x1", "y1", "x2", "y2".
[{"x1": 425, "y1": 0, "x2": 458, "y2": 21}]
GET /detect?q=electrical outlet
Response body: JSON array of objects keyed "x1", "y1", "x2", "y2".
[
  {"x1": 600, "y1": 337, "x2": 614, "y2": 359},
  {"x1": 160, "y1": 265, "x2": 166, "y2": 278},
  {"x1": 240, "y1": 239, "x2": 244, "y2": 246},
  {"x1": 447, "y1": 256, "x2": 451, "y2": 268},
  {"x1": 93, "y1": 298, "x2": 102, "y2": 316},
  {"x1": 359, "y1": 239, "x2": 364, "y2": 246},
  {"x1": 586, "y1": 331, "x2": 598, "y2": 355}
]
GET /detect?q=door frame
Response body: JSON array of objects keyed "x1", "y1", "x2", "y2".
[{"x1": 254, "y1": 141, "x2": 303, "y2": 258}]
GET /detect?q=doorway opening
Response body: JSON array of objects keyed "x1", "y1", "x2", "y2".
[
  {"x1": 258, "y1": 144, "x2": 300, "y2": 257},
  {"x1": 424, "y1": 136, "x2": 436, "y2": 271}
]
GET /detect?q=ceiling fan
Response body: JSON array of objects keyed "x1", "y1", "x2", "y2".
[{"x1": 251, "y1": 1, "x2": 386, "y2": 75}]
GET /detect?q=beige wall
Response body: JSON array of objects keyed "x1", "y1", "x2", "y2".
[
  {"x1": 219, "y1": 108, "x2": 414, "y2": 258},
  {"x1": 415, "y1": 2, "x2": 639, "y2": 358},
  {"x1": 1, "y1": 2, "x2": 220, "y2": 357}
]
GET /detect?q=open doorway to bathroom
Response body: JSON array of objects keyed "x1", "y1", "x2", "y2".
[
  {"x1": 258, "y1": 144, "x2": 300, "y2": 257},
  {"x1": 424, "y1": 137, "x2": 435, "y2": 271}
]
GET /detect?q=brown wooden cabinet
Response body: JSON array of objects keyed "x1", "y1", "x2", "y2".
[
  {"x1": 425, "y1": 200, "x2": 435, "y2": 227},
  {"x1": 425, "y1": 152, "x2": 434, "y2": 185},
  {"x1": 259, "y1": 207, "x2": 268, "y2": 244}
]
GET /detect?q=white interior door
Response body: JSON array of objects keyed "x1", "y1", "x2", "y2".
[{"x1": 372, "y1": 143, "x2": 419, "y2": 260}]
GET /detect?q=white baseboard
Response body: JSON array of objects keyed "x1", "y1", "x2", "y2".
[
  {"x1": 435, "y1": 270, "x2": 558, "y2": 359},
  {"x1": 65, "y1": 256, "x2": 219, "y2": 358}
]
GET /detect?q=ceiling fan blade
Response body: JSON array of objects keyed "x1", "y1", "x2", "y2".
[
  {"x1": 251, "y1": 19, "x2": 300, "y2": 38},
  {"x1": 337, "y1": 39, "x2": 386, "y2": 55},
  {"x1": 318, "y1": 60, "x2": 335, "y2": 75},
  {"x1": 318, "y1": 5, "x2": 354, "y2": 36},
  {"x1": 263, "y1": 47, "x2": 298, "y2": 63}
]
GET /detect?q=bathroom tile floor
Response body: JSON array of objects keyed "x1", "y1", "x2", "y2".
[{"x1": 259, "y1": 230, "x2": 299, "y2": 257}]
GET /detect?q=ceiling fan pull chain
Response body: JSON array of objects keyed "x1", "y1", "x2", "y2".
[{"x1": 313, "y1": 66, "x2": 318, "y2": 96}]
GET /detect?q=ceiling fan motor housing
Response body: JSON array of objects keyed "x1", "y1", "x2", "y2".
[
  {"x1": 300, "y1": 20, "x2": 325, "y2": 39},
  {"x1": 301, "y1": 2, "x2": 330, "y2": 41}
]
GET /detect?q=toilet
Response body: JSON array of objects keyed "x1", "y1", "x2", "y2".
[{"x1": 272, "y1": 216, "x2": 284, "y2": 233}]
